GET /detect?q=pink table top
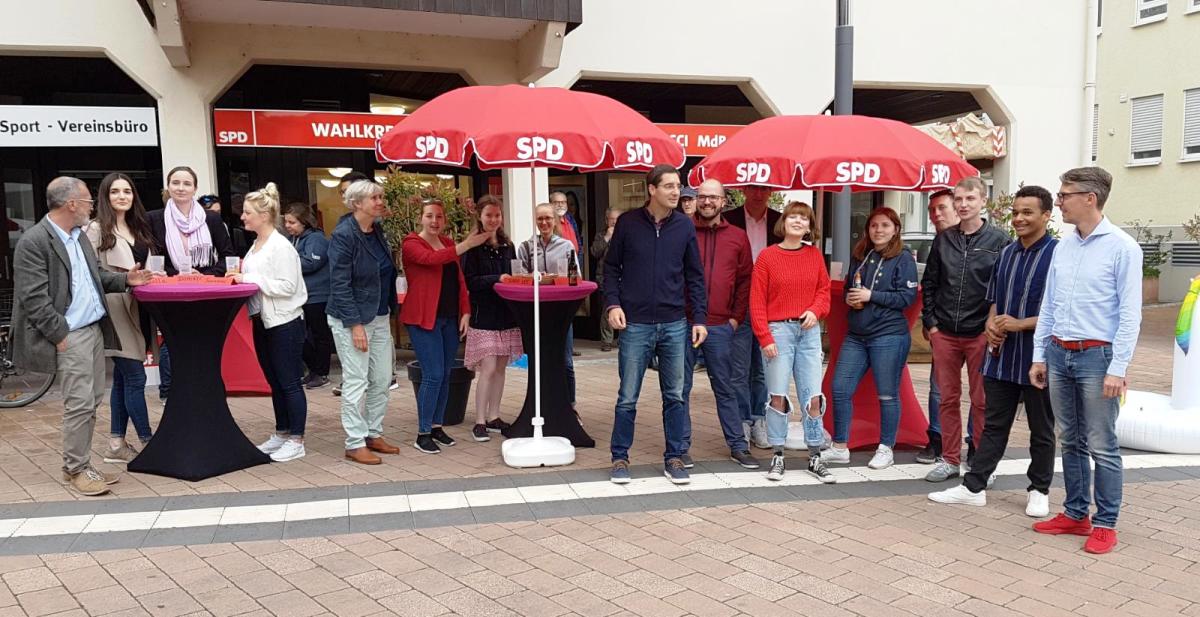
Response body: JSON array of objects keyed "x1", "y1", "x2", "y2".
[
  {"x1": 133, "y1": 283, "x2": 260, "y2": 302},
  {"x1": 494, "y1": 280, "x2": 597, "y2": 302}
]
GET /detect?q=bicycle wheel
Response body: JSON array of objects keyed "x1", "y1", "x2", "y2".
[{"x1": 0, "y1": 331, "x2": 55, "y2": 408}]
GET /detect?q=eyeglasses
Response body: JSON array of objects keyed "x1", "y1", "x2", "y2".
[
  {"x1": 1055, "y1": 191, "x2": 1091, "y2": 202},
  {"x1": 696, "y1": 195, "x2": 724, "y2": 202},
  {"x1": 72, "y1": 198, "x2": 95, "y2": 205}
]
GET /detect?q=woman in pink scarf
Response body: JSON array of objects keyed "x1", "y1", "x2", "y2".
[{"x1": 148, "y1": 166, "x2": 234, "y2": 276}]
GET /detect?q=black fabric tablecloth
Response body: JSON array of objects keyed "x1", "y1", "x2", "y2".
[
  {"x1": 128, "y1": 297, "x2": 271, "y2": 480},
  {"x1": 501, "y1": 296, "x2": 596, "y2": 448}
]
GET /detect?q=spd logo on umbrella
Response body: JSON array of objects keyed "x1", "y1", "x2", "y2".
[
  {"x1": 625, "y1": 141, "x2": 654, "y2": 165},
  {"x1": 736, "y1": 162, "x2": 771, "y2": 183},
  {"x1": 930, "y1": 164, "x2": 951, "y2": 185},
  {"x1": 414, "y1": 136, "x2": 450, "y2": 159},
  {"x1": 835, "y1": 162, "x2": 881, "y2": 183},
  {"x1": 516, "y1": 136, "x2": 564, "y2": 161}
]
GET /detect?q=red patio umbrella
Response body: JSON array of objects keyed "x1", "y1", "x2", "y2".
[
  {"x1": 375, "y1": 84, "x2": 685, "y2": 467},
  {"x1": 687, "y1": 114, "x2": 978, "y2": 191}
]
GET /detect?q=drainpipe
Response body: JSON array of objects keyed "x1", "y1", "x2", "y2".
[
  {"x1": 832, "y1": 0, "x2": 853, "y2": 270},
  {"x1": 1082, "y1": 0, "x2": 1099, "y2": 166}
]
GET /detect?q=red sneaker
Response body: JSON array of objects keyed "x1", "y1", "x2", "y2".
[
  {"x1": 1032, "y1": 513, "x2": 1093, "y2": 536},
  {"x1": 1084, "y1": 528, "x2": 1118, "y2": 554}
]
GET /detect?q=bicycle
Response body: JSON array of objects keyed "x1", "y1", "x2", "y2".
[{"x1": 0, "y1": 290, "x2": 55, "y2": 408}]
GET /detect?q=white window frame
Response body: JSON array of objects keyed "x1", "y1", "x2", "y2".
[
  {"x1": 1129, "y1": 93, "x2": 1164, "y2": 165},
  {"x1": 1134, "y1": 0, "x2": 1168, "y2": 25},
  {"x1": 1188, "y1": 0, "x2": 1200, "y2": 16},
  {"x1": 1183, "y1": 88, "x2": 1200, "y2": 161}
]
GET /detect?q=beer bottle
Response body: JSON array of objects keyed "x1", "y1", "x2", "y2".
[{"x1": 567, "y1": 250, "x2": 579, "y2": 286}]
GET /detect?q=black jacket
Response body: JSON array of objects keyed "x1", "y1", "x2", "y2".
[
  {"x1": 723, "y1": 206, "x2": 784, "y2": 247},
  {"x1": 461, "y1": 241, "x2": 517, "y2": 331},
  {"x1": 147, "y1": 208, "x2": 235, "y2": 276},
  {"x1": 921, "y1": 220, "x2": 1011, "y2": 336}
]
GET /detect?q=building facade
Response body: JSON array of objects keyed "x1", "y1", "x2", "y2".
[
  {"x1": 1095, "y1": 0, "x2": 1200, "y2": 301},
  {"x1": 0, "y1": 0, "x2": 1092, "y2": 330}
]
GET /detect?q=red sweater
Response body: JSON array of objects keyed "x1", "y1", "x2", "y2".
[
  {"x1": 750, "y1": 244, "x2": 831, "y2": 346},
  {"x1": 399, "y1": 233, "x2": 470, "y2": 330}
]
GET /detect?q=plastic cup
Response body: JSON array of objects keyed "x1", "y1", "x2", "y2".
[
  {"x1": 510, "y1": 259, "x2": 526, "y2": 275},
  {"x1": 147, "y1": 255, "x2": 165, "y2": 274},
  {"x1": 225, "y1": 256, "x2": 241, "y2": 274},
  {"x1": 396, "y1": 275, "x2": 408, "y2": 304}
]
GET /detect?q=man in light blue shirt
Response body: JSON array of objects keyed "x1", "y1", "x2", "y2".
[
  {"x1": 1029, "y1": 166, "x2": 1142, "y2": 555},
  {"x1": 11, "y1": 177, "x2": 151, "y2": 497}
]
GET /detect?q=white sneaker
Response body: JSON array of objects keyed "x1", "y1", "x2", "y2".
[
  {"x1": 867, "y1": 445, "x2": 894, "y2": 470},
  {"x1": 928, "y1": 484, "x2": 986, "y2": 507},
  {"x1": 270, "y1": 440, "x2": 306, "y2": 462},
  {"x1": 257, "y1": 434, "x2": 288, "y2": 454},
  {"x1": 1025, "y1": 490, "x2": 1050, "y2": 518},
  {"x1": 986, "y1": 472, "x2": 997, "y2": 489},
  {"x1": 750, "y1": 418, "x2": 770, "y2": 450},
  {"x1": 823, "y1": 445, "x2": 850, "y2": 464}
]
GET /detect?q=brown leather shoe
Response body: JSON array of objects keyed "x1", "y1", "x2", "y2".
[
  {"x1": 365, "y1": 436, "x2": 401, "y2": 454},
  {"x1": 344, "y1": 447, "x2": 381, "y2": 465}
]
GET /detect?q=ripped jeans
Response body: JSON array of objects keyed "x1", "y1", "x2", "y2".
[
  {"x1": 831, "y1": 333, "x2": 910, "y2": 447},
  {"x1": 762, "y1": 321, "x2": 825, "y2": 449}
]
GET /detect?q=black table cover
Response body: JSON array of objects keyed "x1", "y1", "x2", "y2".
[{"x1": 129, "y1": 297, "x2": 271, "y2": 480}]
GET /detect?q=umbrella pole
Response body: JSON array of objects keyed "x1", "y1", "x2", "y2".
[{"x1": 530, "y1": 162, "x2": 544, "y2": 439}]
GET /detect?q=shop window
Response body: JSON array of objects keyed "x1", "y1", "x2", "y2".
[{"x1": 1129, "y1": 94, "x2": 1164, "y2": 163}]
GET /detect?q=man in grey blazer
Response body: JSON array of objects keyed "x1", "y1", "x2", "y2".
[{"x1": 12, "y1": 177, "x2": 151, "y2": 496}]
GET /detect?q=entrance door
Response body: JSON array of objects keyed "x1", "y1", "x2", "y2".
[{"x1": 0, "y1": 166, "x2": 39, "y2": 290}]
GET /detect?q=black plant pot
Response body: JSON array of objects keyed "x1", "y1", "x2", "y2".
[{"x1": 406, "y1": 360, "x2": 475, "y2": 426}]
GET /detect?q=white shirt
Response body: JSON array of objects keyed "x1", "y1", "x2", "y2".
[
  {"x1": 242, "y1": 229, "x2": 308, "y2": 329},
  {"x1": 744, "y1": 209, "x2": 769, "y2": 261}
]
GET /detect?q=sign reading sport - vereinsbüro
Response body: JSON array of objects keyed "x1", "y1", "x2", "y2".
[{"x1": 0, "y1": 105, "x2": 158, "y2": 147}]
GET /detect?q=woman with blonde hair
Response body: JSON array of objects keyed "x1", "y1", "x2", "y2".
[
  {"x1": 227, "y1": 183, "x2": 310, "y2": 462},
  {"x1": 750, "y1": 201, "x2": 832, "y2": 482}
]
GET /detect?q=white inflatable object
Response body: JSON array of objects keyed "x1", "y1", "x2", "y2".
[{"x1": 1116, "y1": 288, "x2": 1200, "y2": 453}]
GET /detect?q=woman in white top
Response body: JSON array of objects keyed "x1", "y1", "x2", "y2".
[{"x1": 227, "y1": 183, "x2": 309, "y2": 462}]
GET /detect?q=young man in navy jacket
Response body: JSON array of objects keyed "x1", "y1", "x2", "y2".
[{"x1": 604, "y1": 165, "x2": 708, "y2": 485}]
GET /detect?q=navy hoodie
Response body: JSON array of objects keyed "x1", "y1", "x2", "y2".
[
  {"x1": 845, "y1": 250, "x2": 918, "y2": 338},
  {"x1": 603, "y1": 207, "x2": 707, "y2": 325}
]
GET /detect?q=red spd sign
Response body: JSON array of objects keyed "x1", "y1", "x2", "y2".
[
  {"x1": 658, "y1": 124, "x2": 743, "y2": 157},
  {"x1": 213, "y1": 109, "x2": 402, "y2": 149}
]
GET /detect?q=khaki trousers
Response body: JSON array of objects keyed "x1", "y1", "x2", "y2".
[{"x1": 56, "y1": 324, "x2": 104, "y2": 474}]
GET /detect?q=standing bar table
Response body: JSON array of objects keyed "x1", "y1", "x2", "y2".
[
  {"x1": 130, "y1": 283, "x2": 271, "y2": 480},
  {"x1": 496, "y1": 281, "x2": 596, "y2": 448}
]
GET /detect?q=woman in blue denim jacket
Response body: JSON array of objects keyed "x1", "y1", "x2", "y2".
[{"x1": 826, "y1": 208, "x2": 918, "y2": 471}]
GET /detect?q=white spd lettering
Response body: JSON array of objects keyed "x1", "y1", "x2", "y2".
[
  {"x1": 414, "y1": 136, "x2": 450, "y2": 159},
  {"x1": 217, "y1": 131, "x2": 249, "y2": 144},
  {"x1": 930, "y1": 164, "x2": 951, "y2": 184},
  {"x1": 735, "y1": 162, "x2": 771, "y2": 183},
  {"x1": 625, "y1": 141, "x2": 653, "y2": 164},
  {"x1": 834, "y1": 161, "x2": 881, "y2": 183},
  {"x1": 515, "y1": 136, "x2": 564, "y2": 160}
]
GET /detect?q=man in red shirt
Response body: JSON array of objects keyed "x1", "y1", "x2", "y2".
[{"x1": 682, "y1": 179, "x2": 759, "y2": 469}]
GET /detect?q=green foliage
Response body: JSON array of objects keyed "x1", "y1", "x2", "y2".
[
  {"x1": 1126, "y1": 218, "x2": 1173, "y2": 279},
  {"x1": 725, "y1": 189, "x2": 787, "y2": 211},
  {"x1": 1183, "y1": 212, "x2": 1200, "y2": 244},
  {"x1": 378, "y1": 165, "x2": 472, "y2": 262}
]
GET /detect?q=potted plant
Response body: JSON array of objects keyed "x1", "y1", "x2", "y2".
[
  {"x1": 378, "y1": 166, "x2": 477, "y2": 425},
  {"x1": 1127, "y1": 219, "x2": 1172, "y2": 305}
]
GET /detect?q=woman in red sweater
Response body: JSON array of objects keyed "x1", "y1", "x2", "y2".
[
  {"x1": 401, "y1": 202, "x2": 490, "y2": 454},
  {"x1": 750, "y1": 201, "x2": 832, "y2": 483}
]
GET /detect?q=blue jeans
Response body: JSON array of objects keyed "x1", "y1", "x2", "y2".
[
  {"x1": 158, "y1": 343, "x2": 171, "y2": 400},
  {"x1": 734, "y1": 320, "x2": 766, "y2": 422},
  {"x1": 683, "y1": 323, "x2": 747, "y2": 452},
  {"x1": 565, "y1": 324, "x2": 576, "y2": 405},
  {"x1": 252, "y1": 316, "x2": 308, "y2": 436},
  {"x1": 610, "y1": 319, "x2": 688, "y2": 464},
  {"x1": 762, "y1": 322, "x2": 825, "y2": 449},
  {"x1": 409, "y1": 318, "x2": 459, "y2": 434},
  {"x1": 110, "y1": 357, "x2": 152, "y2": 441},
  {"x1": 1047, "y1": 342, "x2": 1123, "y2": 528},
  {"x1": 831, "y1": 333, "x2": 910, "y2": 447}
]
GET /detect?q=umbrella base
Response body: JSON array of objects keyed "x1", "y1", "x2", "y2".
[{"x1": 502, "y1": 436, "x2": 576, "y2": 468}]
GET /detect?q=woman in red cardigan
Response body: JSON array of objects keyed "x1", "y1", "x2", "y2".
[
  {"x1": 750, "y1": 201, "x2": 832, "y2": 483},
  {"x1": 401, "y1": 202, "x2": 490, "y2": 454}
]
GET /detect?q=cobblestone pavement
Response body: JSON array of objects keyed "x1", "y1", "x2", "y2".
[{"x1": 0, "y1": 305, "x2": 1193, "y2": 616}]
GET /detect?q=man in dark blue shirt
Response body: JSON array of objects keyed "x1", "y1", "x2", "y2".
[{"x1": 928, "y1": 185, "x2": 1058, "y2": 517}]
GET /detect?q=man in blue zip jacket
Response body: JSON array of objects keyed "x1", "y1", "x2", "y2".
[{"x1": 604, "y1": 165, "x2": 708, "y2": 485}]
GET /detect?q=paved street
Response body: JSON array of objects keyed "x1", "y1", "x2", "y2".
[{"x1": 0, "y1": 305, "x2": 1195, "y2": 616}]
